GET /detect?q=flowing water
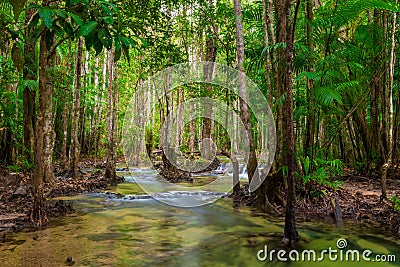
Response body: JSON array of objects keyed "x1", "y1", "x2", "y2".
[{"x1": 1, "y1": 168, "x2": 399, "y2": 266}]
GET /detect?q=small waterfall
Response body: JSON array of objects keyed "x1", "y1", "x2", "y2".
[
  {"x1": 215, "y1": 162, "x2": 248, "y2": 180},
  {"x1": 239, "y1": 166, "x2": 248, "y2": 179},
  {"x1": 213, "y1": 163, "x2": 226, "y2": 174}
]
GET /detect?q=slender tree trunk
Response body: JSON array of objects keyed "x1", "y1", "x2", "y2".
[
  {"x1": 274, "y1": 0, "x2": 299, "y2": 243},
  {"x1": 95, "y1": 55, "x2": 108, "y2": 159},
  {"x1": 22, "y1": 6, "x2": 37, "y2": 165},
  {"x1": 32, "y1": 0, "x2": 53, "y2": 224},
  {"x1": 256, "y1": 0, "x2": 280, "y2": 212},
  {"x1": 262, "y1": 0, "x2": 273, "y2": 105},
  {"x1": 105, "y1": 48, "x2": 117, "y2": 185},
  {"x1": 304, "y1": 0, "x2": 315, "y2": 163},
  {"x1": 189, "y1": 112, "x2": 195, "y2": 155},
  {"x1": 380, "y1": 6, "x2": 396, "y2": 199},
  {"x1": 112, "y1": 61, "x2": 119, "y2": 184},
  {"x1": 80, "y1": 51, "x2": 89, "y2": 154},
  {"x1": 0, "y1": 41, "x2": 11, "y2": 163},
  {"x1": 202, "y1": 0, "x2": 217, "y2": 159},
  {"x1": 90, "y1": 56, "x2": 100, "y2": 155},
  {"x1": 69, "y1": 37, "x2": 83, "y2": 178},
  {"x1": 61, "y1": 44, "x2": 73, "y2": 169},
  {"x1": 233, "y1": 0, "x2": 258, "y2": 187},
  {"x1": 43, "y1": 44, "x2": 57, "y2": 183}
]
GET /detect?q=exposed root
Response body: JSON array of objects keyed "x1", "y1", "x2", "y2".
[{"x1": 30, "y1": 185, "x2": 49, "y2": 227}]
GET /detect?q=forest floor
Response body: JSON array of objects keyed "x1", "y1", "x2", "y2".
[
  {"x1": 0, "y1": 162, "x2": 400, "y2": 241},
  {"x1": 296, "y1": 172, "x2": 400, "y2": 237},
  {"x1": 0, "y1": 160, "x2": 124, "y2": 241}
]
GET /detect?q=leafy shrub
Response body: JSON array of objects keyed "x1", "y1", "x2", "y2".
[
  {"x1": 300, "y1": 157, "x2": 344, "y2": 191},
  {"x1": 391, "y1": 196, "x2": 400, "y2": 211}
]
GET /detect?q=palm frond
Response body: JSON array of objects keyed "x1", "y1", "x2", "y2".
[{"x1": 20, "y1": 79, "x2": 38, "y2": 90}]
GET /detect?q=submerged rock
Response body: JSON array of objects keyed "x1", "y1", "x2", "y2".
[{"x1": 66, "y1": 256, "x2": 75, "y2": 266}]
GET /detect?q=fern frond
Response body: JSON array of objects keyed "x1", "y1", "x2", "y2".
[
  {"x1": 336, "y1": 0, "x2": 398, "y2": 26},
  {"x1": 315, "y1": 86, "x2": 343, "y2": 106},
  {"x1": 20, "y1": 79, "x2": 38, "y2": 90}
]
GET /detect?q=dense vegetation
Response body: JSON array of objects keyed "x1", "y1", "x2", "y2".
[{"x1": 1, "y1": 0, "x2": 399, "y2": 243}]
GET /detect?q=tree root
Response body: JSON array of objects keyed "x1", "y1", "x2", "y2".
[{"x1": 30, "y1": 185, "x2": 49, "y2": 227}]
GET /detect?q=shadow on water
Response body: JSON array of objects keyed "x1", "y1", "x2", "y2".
[{"x1": 0, "y1": 167, "x2": 399, "y2": 266}]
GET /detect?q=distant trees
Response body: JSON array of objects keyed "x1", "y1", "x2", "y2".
[{"x1": 0, "y1": 0, "x2": 138, "y2": 224}]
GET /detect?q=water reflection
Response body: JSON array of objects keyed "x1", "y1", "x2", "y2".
[{"x1": 0, "y1": 168, "x2": 399, "y2": 266}]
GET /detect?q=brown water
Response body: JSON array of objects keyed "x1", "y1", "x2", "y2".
[{"x1": 0, "y1": 168, "x2": 399, "y2": 266}]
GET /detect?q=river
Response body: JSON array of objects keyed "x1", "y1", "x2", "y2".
[{"x1": 0, "y1": 168, "x2": 399, "y2": 266}]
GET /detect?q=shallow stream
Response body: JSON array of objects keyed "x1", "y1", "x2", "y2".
[{"x1": 1, "y1": 168, "x2": 399, "y2": 266}]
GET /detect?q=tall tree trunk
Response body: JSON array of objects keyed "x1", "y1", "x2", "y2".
[
  {"x1": 69, "y1": 37, "x2": 83, "y2": 178},
  {"x1": 61, "y1": 44, "x2": 73, "y2": 169},
  {"x1": 112, "y1": 61, "x2": 119, "y2": 185},
  {"x1": 274, "y1": 0, "x2": 299, "y2": 243},
  {"x1": 202, "y1": 0, "x2": 217, "y2": 160},
  {"x1": 95, "y1": 55, "x2": 108, "y2": 159},
  {"x1": 43, "y1": 45, "x2": 56, "y2": 183},
  {"x1": 189, "y1": 112, "x2": 195, "y2": 155},
  {"x1": 380, "y1": 5, "x2": 396, "y2": 199},
  {"x1": 90, "y1": 56, "x2": 100, "y2": 155},
  {"x1": 80, "y1": 50, "x2": 89, "y2": 154},
  {"x1": 22, "y1": 6, "x2": 37, "y2": 166},
  {"x1": 105, "y1": 48, "x2": 117, "y2": 185},
  {"x1": 262, "y1": 0, "x2": 273, "y2": 105},
  {"x1": 233, "y1": 0, "x2": 258, "y2": 187},
  {"x1": 304, "y1": 0, "x2": 315, "y2": 163},
  {"x1": 32, "y1": 0, "x2": 53, "y2": 224}
]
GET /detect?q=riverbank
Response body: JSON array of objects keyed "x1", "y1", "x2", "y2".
[
  {"x1": 0, "y1": 163, "x2": 124, "y2": 240},
  {"x1": 0, "y1": 164, "x2": 399, "y2": 242},
  {"x1": 295, "y1": 174, "x2": 400, "y2": 237}
]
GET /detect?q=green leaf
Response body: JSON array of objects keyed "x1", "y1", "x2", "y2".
[
  {"x1": 39, "y1": 8, "x2": 53, "y2": 29},
  {"x1": 119, "y1": 35, "x2": 130, "y2": 47},
  {"x1": 98, "y1": 0, "x2": 119, "y2": 13},
  {"x1": 114, "y1": 37, "x2": 121, "y2": 51},
  {"x1": 294, "y1": 106, "x2": 309, "y2": 121},
  {"x1": 122, "y1": 45, "x2": 130, "y2": 62},
  {"x1": 77, "y1": 21, "x2": 98, "y2": 37},
  {"x1": 67, "y1": 12, "x2": 83, "y2": 26},
  {"x1": 101, "y1": 4, "x2": 113, "y2": 24},
  {"x1": 84, "y1": 30, "x2": 96, "y2": 50},
  {"x1": 98, "y1": 28, "x2": 112, "y2": 49},
  {"x1": 139, "y1": 37, "x2": 149, "y2": 48},
  {"x1": 104, "y1": 16, "x2": 114, "y2": 24},
  {"x1": 127, "y1": 37, "x2": 136, "y2": 48},
  {"x1": 337, "y1": 0, "x2": 398, "y2": 24},
  {"x1": 315, "y1": 87, "x2": 343, "y2": 106},
  {"x1": 21, "y1": 79, "x2": 38, "y2": 90},
  {"x1": 53, "y1": 9, "x2": 67, "y2": 18},
  {"x1": 92, "y1": 36, "x2": 103, "y2": 55},
  {"x1": 114, "y1": 48, "x2": 121, "y2": 62}
]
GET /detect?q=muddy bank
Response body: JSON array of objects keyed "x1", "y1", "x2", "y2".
[
  {"x1": 0, "y1": 164, "x2": 124, "y2": 239},
  {"x1": 295, "y1": 174, "x2": 400, "y2": 237}
]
